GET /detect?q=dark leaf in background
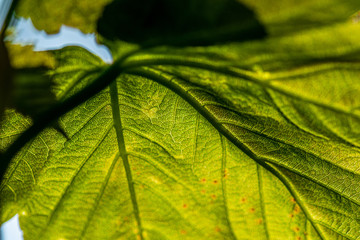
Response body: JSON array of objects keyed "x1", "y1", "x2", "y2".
[
  {"x1": 0, "y1": 39, "x2": 13, "y2": 121},
  {"x1": 5, "y1": 45, "x2": 57, "y2": 119},
  {"x1": 97, "y1": 0, "x2": 266, "y2": 46},
  {"x1": 11, "y1": 68, "x2": 56, "y2": 117}
]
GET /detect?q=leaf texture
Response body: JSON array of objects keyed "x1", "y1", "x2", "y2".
[{"x1": 1, "y1": 1, "x2": 360, "y2": 240}]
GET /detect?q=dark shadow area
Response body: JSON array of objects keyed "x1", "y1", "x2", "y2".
[{"x1": 98, "y1": 0, "x2": 266, "y2": 46}]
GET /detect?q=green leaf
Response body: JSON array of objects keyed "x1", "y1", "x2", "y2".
[
  {"x1": 0, "y1": 46, "x2": 104, "y2": 224},
  {"x1": 1, "y1": 51, "x2": 316, "y2": 239},
  {"x1": 97, "y1": 0, "x2": 266, "y2": 46},
  {"x1": 2, "y1": 1, "x2": 360, "y2": 240},
  {"x1": 16, "y1": 0, "x2": 112, "y2": 33},
  {"x1": 5, "y1": 44, "x2": 57, "y2": 118},
  {"x1": 242, "y1": 0, "x2": 360, "y2": 35},
  {"x1": 2, "y1": 17, "x2": 360, "y2": 239}
]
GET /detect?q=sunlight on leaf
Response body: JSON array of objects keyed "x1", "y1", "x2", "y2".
[
  {"x1": 16, "y1": 0, "x2": 112, "y2": 34},
  {"x1": 1, "y1": 0, "x2": 360, "y2": 240}
]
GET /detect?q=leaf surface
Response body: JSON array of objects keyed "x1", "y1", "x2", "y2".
[
  {"x1": 0, "y1": 49, "x2": 320, "y2": 239},
  {"x1": 2, "y1": 1, "x2": 360, "y2": 240},
  {"x1": 242, "y1": 0, "x2": 360, "y2": 35}
]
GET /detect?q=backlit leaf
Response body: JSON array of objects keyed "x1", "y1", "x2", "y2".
[{"x1": 1, "y1": 1, "x2": 360, "y2": 240}]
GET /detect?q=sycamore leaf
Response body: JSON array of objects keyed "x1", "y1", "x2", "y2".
[
  {"x1": 2, "y1": 1, "x2": 360, "y2": 240},
  {"x1": 1, "y1": 46, "x2": 320, "y2": 240},
  {"x1": 2, "y1": 19, "x2": 360, "y2": 239}
]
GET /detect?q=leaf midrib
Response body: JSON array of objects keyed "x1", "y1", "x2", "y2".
[{"x1": 109, "y1": 81, "x2": 144, "y2": 239}]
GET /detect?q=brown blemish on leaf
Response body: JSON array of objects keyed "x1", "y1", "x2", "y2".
[
  {"x1": 213, "y1": 179, "x2": 218, "y2": 184},
  {"x1": 290, "y1": 198, "x2": 296, "y2": 203},
  {"x1": 136, "y1": 172, "x2": 140, "y2": 176},
  {"x1": 201, "y1": 189, "x2": 206, "y2": 194},
  {"x1": 180, "y1": 230, "x2": 187, "y2": 235},
  {"x1": 215, "y1": 226, "x2": 221, "y2": 232},
  {"x1": 182, "y1": 204, "x2": 188, "y2": 209},
  {"x1": 256, "y1": 218, "x2": 263, "y2": 224},
  {"x1": 211, "y1": 194, "x2": 217, "y2": 200},
  {"x1": 294, "y1": 205, "x2": 301, "y2": 214},
  {"x1": 250, "y1": 207, "x2": 255, "y2": 213},
  {"x1": 294, "y1": 227, "x2": 300, "y2": 232},
  {"x1": 296, "y1": 237, "x2": 301, "y2": 240},
  {"x1": 201, "y1": 178, "x2": 206, "y2": 183},
  {"x1": 241, "y1": 197, "x2": 246, "y2": 203},
  {"x1": 289, "y1": 213, "x2": 294, "y2": 218},
  {"x1": 304, "y1": 232, "x2": 308, "y2": 236}
]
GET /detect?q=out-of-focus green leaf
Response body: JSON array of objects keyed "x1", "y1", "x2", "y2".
[
  {"x1": 1, "y1": 42, "x2": 55, "y2": 121},
  {"x1": 16, "y1": 0, "x2": 112, "y2": 33},
  {"x1": 5, "y1": 44, "x2": 56, "y2": 118},
  {"x1": 0, "y1": 39, "x2": 12, "y2": 121},
  {"x1": 241, "y1": 0, "x2": 360, "y2": 35},
  {"x1": 7, "y1": 45, "x2": 55, "y2": 69}
]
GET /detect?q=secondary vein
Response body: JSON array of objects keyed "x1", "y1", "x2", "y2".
[
  {"x1": 220, "y1": 135, "x2": 237, "y2": 240},
  {"x1": 256, "y1": 164, "x2": 270, "y2": 240},
  {"x1": 109, "y1": 81, "x2": 144, "y2": 239}
]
